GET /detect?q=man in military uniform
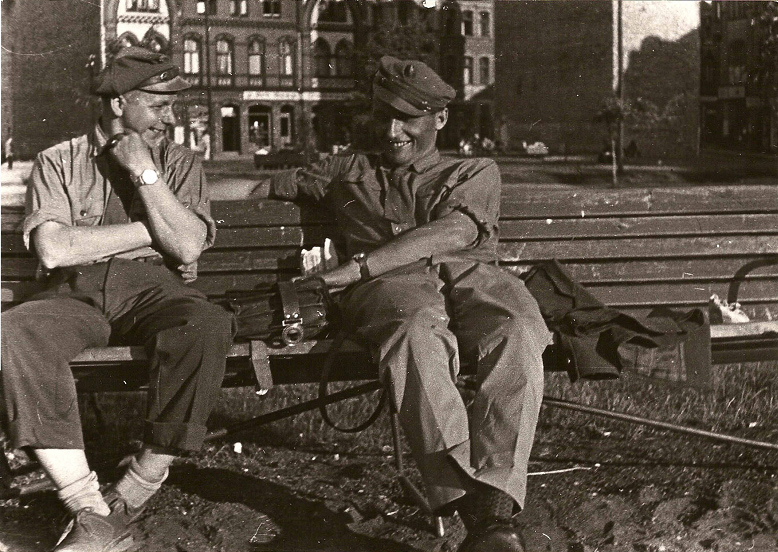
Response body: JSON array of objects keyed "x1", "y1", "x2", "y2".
[
  {"x1": 1, "y1": 47, "x2": 234, "y2": 551},
  {"x1": 253, "y1": 56, "x2": 551, "y2": 551}
]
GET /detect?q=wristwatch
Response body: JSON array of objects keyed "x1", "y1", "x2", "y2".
[
  {"x1": 352, "y1": 252, "x2": 371, "y2": 281},
  {"x1": 134, "y1": 168, "x2": 160, "y2": 187}
]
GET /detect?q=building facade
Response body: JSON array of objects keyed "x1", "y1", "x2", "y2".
[
  {"x1": 700, "y1": 0, "x2": 778, "y2": 153},
  {"x1": 494, "y1": 0, "x2": 701, "y2": 158},
  {"x1": 1, "y1": 0, "x2": 495, "y2": 159}
]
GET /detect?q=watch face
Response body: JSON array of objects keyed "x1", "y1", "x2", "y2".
[{"x1": 141, "y1": 169, "x2": 159, "y2": 185}]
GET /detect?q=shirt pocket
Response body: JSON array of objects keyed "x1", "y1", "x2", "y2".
[{"x1": 73, "y1": 201, "x2": 102, "y2": 226}]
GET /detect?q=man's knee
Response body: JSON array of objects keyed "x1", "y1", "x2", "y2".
[{"x1": 178, "y1": 299, "x2": 235, "y2": 341}]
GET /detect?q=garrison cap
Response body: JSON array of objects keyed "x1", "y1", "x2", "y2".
[
  {"x1": 373, "y1": 56, "x2": 455, "y2": 116},
  {"x1": 94, "y1": 46, "x2": 190, "y2": 96}
]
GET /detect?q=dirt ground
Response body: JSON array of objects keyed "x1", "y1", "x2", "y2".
[{"x1": 3, "y1": 415, "x2": 777, "y2": 552}]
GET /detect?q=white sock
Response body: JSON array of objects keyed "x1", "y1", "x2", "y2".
[
  {"x1": 56, "y1": 471, "x2": 110, "y2": 516},
  {"x1": 114, "y1": 456, "x2": 168, "y2": 509}
]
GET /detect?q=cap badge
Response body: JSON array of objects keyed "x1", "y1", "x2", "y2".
[{"x1": 404, "y1": 64, "x2": 415, "y2": 78}]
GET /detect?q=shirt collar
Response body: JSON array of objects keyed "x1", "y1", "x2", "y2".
[
  {"x1": 89, "y1": 123, "x2": 110, "y2": 157},
  {"x1": 381, "y1": 149, "x2": 441, "y2": 174},
  {"x1": 409, "y1": 149, "x2": 441, "y2": 173}
]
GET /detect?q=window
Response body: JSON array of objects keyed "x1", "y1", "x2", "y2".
[
  {"x1": 263, "y1": 0, "x2": 281, "y2": 17},
  {"x1": 313, "y1": 39, "x2": 331, "y2": 77},
  {"x1": 126, "y1": 0, "x2": 159, "y2": 12},
  {"x1": 230, "y1": 0, "x2": 247, "y2": 16},
  {"x1": 279, "y1": 39, "x2": 294, "y2": 76},
  {"x1": 463, "y1": 56, "x2": 473, "y2": 85},
  {"x1": 216, "y1": 38, "x2": 234, "y2": 79},
  {"x1": 334, "y1": 40, "x2": 353, "y2": 77},
  {"x1": 479, "y1": 11, "x2": 490, "y2": 37},
  {"x1": 318, "y1": 0, "x2": 348, "y2": 22},
  {"x1": 184, "y1": 38, "x2": 201, "y2": 75},
  {"x1": 479, "y1": 57, "x2": 490, "y2": 84},
  {"x1": 728, "y1": 40, "x2": 746, "y2": 84},
  {"x1": 461, "y1": 10, "x2": 473, "y2": 36},
  {"x1": 197, "y1": 0, "x2": 216, "y2": 15},
  {"x1": 248, "y1": 38, "x2": 265, "y2": 77}
]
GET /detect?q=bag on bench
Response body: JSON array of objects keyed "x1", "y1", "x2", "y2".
[{"x1": 225, "y1": 277, "x2": 335, "y2": 345}]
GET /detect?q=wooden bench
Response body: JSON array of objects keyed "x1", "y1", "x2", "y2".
[{"x1": 3, "y1": 184, "x2": 778, "y2": 504}]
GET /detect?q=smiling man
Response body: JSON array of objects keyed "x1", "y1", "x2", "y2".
[
  {"x1": 254, "y1": 56, "x2": 551, "y2": 552},
  {"x1": 1, "y1": 47, "x2": 234, "y2": 551}
]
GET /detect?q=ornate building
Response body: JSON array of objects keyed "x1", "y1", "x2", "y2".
[{"x1": 2, "y1": 0, "x2": 495, "y2": 159}]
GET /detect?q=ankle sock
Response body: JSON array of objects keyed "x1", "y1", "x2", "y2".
[
  {"x1": 114, "y1": 456, "x2": 168, "y2": 509},
  {"x1": 57, "y1": 471, "x2": 110, "y2": 516}
]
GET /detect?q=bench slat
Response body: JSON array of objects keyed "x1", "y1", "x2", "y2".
[{"x1": 500, "y1": 214, "x2": 778, "y2": 240}]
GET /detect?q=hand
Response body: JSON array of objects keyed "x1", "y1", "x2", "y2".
[
  {"x1": 105, "y1": 130, "x2": 155, "y2": 179},
  {"x1": 320, "y1": 260, "x2": 361, "y2": 292}
]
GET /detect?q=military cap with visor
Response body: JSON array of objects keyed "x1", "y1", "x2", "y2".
[
  {"x1": 94, "y1": 46, "x2": 191, "y2": 96},
  {"x1": 373, "y1": 56, "x2": 456, "y2": 117}
]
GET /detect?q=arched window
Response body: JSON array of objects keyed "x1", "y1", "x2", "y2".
[
  {"x1": 313, "y1": 38, "x2": 331, "y2": 77},
  {"x1": 184, "y1": 37, "x2": 201, "y2": 75},
  {"x1": 216, "y1": 38, "x2": 234, "y2": 86},
  {"x1": 279, "y1": 39, "x2": 295, "y2": 77},
  {"x1": 334, "y1": 40, "x2": 353, "y2": 77},
  {"x1": 461, "y1": 10, "x2": 474, "y2": 36},
  {"x1": 479, "y1": 56, "x2": 490, "y2": 85},
  {"x1": 248, "y1": 38, "x2": 266, "y2": 84}
]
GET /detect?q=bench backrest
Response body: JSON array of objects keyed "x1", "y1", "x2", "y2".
[{"x1": 3, "y1": 184, "x2": 777, "y2": 320}]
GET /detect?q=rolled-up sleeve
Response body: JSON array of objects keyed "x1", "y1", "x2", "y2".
[
  {"x1": 431, "y1": 158, "x2": 501, "y2": 248},
  {"x1": 23, "y1": 152, "x2": 73, "y2": 250},
  {"x1": 165, "y1": 146, "x2": 217, "y2": 251}
]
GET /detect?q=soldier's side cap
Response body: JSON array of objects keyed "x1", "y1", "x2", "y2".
[
  {"x1": 94, "y1": 46, "x2": 190, "y2": 96},
  {"x1": 373, "y1": 56, "x2": 455, "y2": 116}
]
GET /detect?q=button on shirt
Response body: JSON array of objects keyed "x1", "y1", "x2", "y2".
[
  {"x1": 23, "y1": 124, "x2": 216, "y2": 281},
  {"x1": 269, "y1": 150, "x2": 502, "y2": 263}
]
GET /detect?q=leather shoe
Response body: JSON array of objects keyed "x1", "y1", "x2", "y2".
[
  {"x1": 457, "y1": 521, "x2": 526, "y2": 552},
  {"x1": 53, "y1": 492, "x2": 142, "y2": 552}
]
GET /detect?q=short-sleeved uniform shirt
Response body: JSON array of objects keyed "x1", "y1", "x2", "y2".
[
  {"x1": 270, "y1": 150, "x2": 501, "y2": 263},
  {"x1": 24, "y1": 124, "x2": 216, "y2": 281}
]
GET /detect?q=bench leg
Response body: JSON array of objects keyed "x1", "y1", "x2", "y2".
[{"x1": 388, "y1": 401, "x2": 445, "y2": 537}]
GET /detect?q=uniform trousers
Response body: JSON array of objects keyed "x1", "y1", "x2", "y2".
[
  {"x1": 340, "y1": 259, "x2": 551, "y2": 511},
  {"x1": 1, "y1": 258, "x2": 234, "y2": 452}
]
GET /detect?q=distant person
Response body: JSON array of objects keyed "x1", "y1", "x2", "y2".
[
  {"x1": 1, "y1": 47, "x2": 233, "y2": 551},
  {"x1": 4, "y1": 134, "x2": 14, "y2": 170},
  {"x1": 252, "y1": 55, "x2": 550, "y2": 552},
  {"x1": 625, "y1": 139, "x2": 640, "y2": 159},
  {"x1": 201, "y1": 129, "x2": 211, "y2": 161}
]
